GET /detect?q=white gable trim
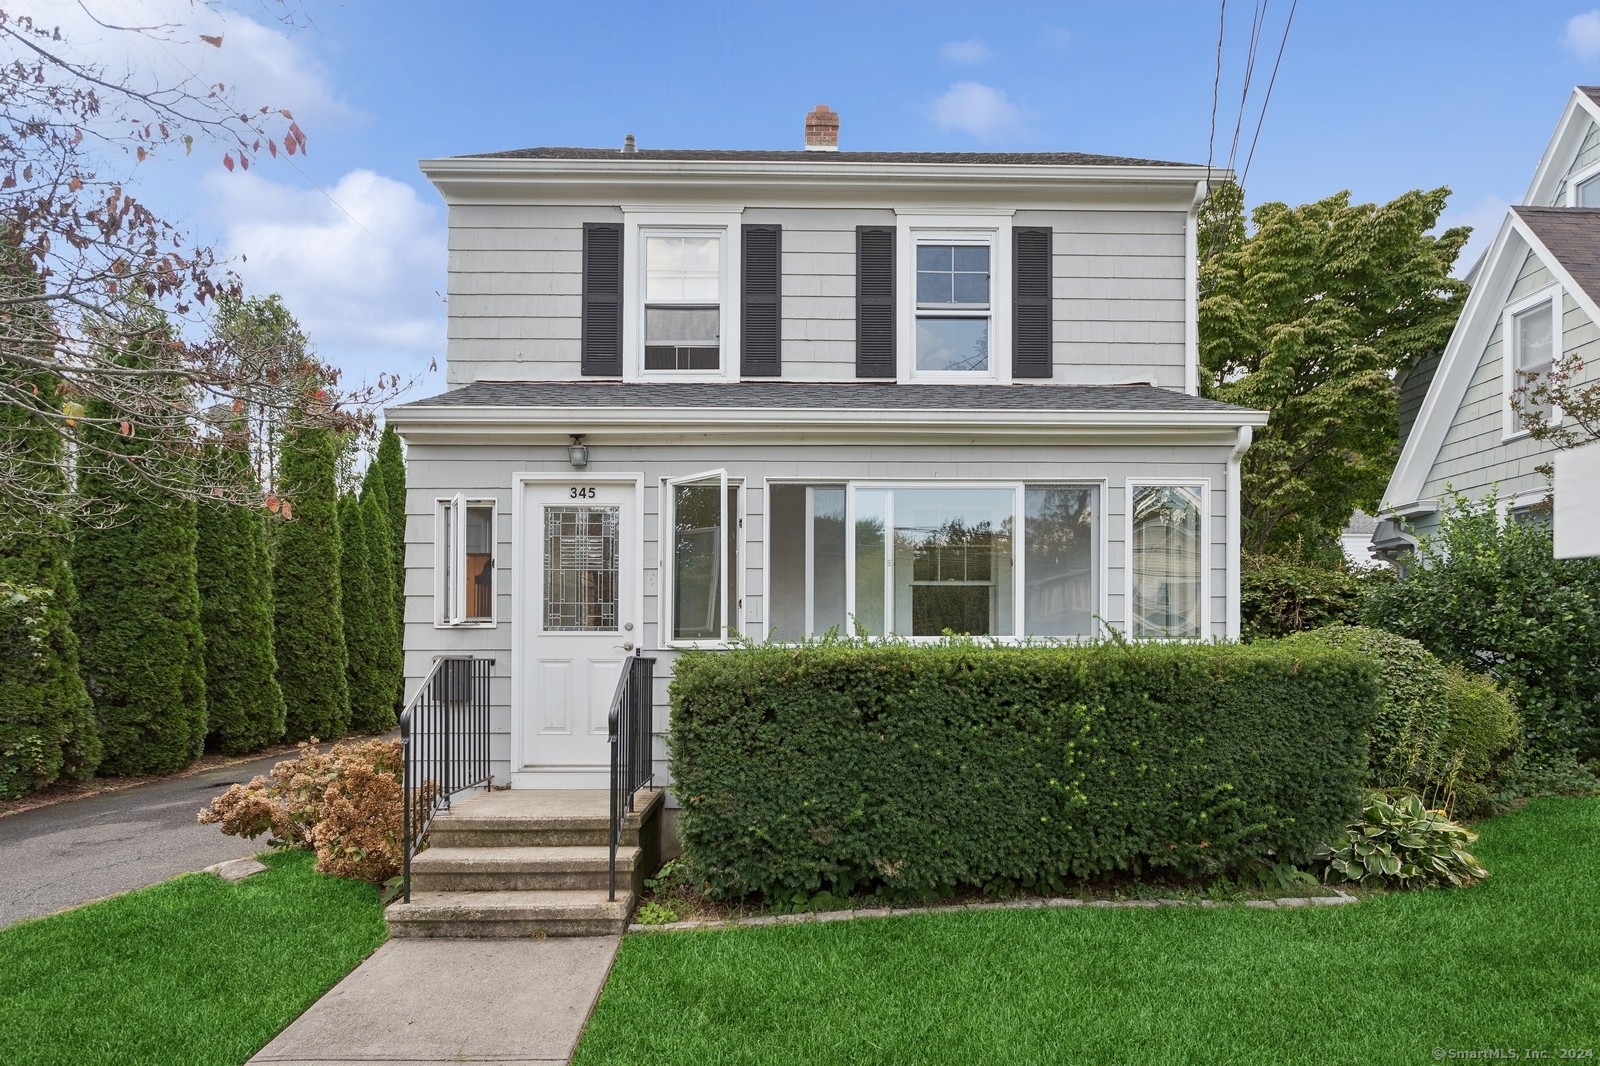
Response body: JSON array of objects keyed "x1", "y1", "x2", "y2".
[{"x1": 1524, "y1": 89, "x2": 1600, "y2": 207}]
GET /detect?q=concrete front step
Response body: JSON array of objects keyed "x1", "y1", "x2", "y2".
[
  {"x1": 409, "y1": 845, "x2": 643, "y2": 894},
  {"x1": 426, "y1": 788, "x2": 664, "y2": 850},
  {"x1": 387, "y1": 889, "x2": 634, "y2": 939}
]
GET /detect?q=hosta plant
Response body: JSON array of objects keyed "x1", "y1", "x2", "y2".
[{"x1": 1317, "y1": 792, "x2": 1487, "y2": 889}]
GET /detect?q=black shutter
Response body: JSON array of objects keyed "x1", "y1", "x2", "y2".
[
  {"x1": 741, "y1": 224, "x2": 782, "y2": 376},
  {"x1": 1012, "y1": 226, "x2": 1053, "y2": 379},
  {"x1": 855, "y1": 225, "x2": 896, "y2": 379},
  {"x1": 581, "y1": 222, "x2": 623, "y2": 376}
]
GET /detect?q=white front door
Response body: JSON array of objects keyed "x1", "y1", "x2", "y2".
[{"x1": 517, "y1": 479, "x2": 640, "y2": 786}]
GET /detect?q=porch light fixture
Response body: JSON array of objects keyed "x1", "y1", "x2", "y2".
[{"x1": 567, "y1": 434, "x2": 589, "y2": 468}]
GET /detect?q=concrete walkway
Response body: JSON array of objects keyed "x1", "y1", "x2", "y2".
[
  {"x1": 0, "y1": 751, "x2": 288, "y2": 928},
  {"x1": 249, "y1": 937, "x2": 621, "y2": 1065}
]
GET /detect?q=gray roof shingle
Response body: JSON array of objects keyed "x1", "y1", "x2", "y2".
[
  {"x1": 454, "y1": 147, "x2": 1199, "y2": 168},
  {"x1": 1513, "y1": 206, "x2": 1600, "y2": 307},
  {"x1": 393, "y1": 380, "x2": 1258, "y2": 415}
]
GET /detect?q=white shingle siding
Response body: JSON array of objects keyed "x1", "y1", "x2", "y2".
[{"x1": 439, "y1": 203, "x2": 1193, "y2": 388}]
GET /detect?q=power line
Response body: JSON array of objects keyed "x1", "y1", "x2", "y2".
[
  {"x1": 1205, "y1": 0, "x2": 1228, "y2": 182},
  {"x1": 1225, "y1": 0, "x2": 1270, "y2": 174},
  {"x1": 1240, "y1": 0, "x2": 1299, "y2": 189}
]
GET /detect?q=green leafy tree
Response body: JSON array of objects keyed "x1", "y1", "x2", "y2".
[
  {"x1": 1363, "y1": 492, "x2": 1600, "y2": 760},
  {"x1": 196, "y1": 440, "x2": 286, "y2": 754},
  {"x1": 375, "y1": 425, "x2": 406, "y2": 622},
  {"x1": 360, "y1": 466, "x2": 404, "y2": 716},
  {"x1": 72, "y1": 319, "x2": 208, "y2": 776},
  {"x1": 338, "y1": 493, "x2": 391, "y2": 734},
  {"x1": 1199, "y1": 182, "x2": 1470, "y2": 554},
  {"x1": 274, "y1": 424, "x2": 349, "y2": 741}
]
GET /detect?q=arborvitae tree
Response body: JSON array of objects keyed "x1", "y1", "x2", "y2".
[
  {"x1": 375, "y1": 425, "x2": 406, "y2": 621},
  {"x1": 72, "y1": 323, "x2": 208, "y2": 776},
  {"x1": 360, "y1": 466, "x2": 404, "y2": 716},
  {"x1": 196, "y1": 441, "x2": 286, "y2": 754},
  {"x1": 0, "y1": 250, "x2": 100, "y2": 795},
  {"x1": 274, "y1": 425, "x2": 348, "y2": 741},
  {"x1": 338, "y1": 494, "x2": 390, "y2": 734}
]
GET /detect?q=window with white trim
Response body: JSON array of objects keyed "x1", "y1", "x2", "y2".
[
  {"x1": 1578, "y1": 174, "x2": 1600, "y2": 207},
  {"x1": 768, "y1": 482, "x2": 1100, "y2": 640},
  {"x1": 1129, "y1": 484, "x2": 1204, "y2": 640},
  {"x1": 915, "y1": 240, "x2": 992, "y2": 373},
  {"x1": 642, "y1": 231, "x2": 722, "y2": 372},
  {"x1": 440, "y1": 496, "x2": 495, "y2": 625},
  {"x1": 664, "y1": 470, "x2": 742, "y2": 644},
  {"x1": 1506, "y1": 293, "x2": 1559, "y2": 436}
]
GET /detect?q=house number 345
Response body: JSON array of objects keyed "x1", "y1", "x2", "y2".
[{"x1": 569, "y1": 487, "x2": 597, "y2": 499}]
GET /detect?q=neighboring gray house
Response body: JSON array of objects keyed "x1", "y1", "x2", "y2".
[
  {"x1": 387, "y1": 107, "x2": 1268, "y2": 792},
  {"x1": 1377, "y1": 86, "x2": 1600, "y2": 556}
]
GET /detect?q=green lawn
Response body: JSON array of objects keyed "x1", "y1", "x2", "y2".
[
  {"x1": 576, "y1": 798, "x2": 1600, "y2": 1065},
  {"x1": 0, "y1": 850, "x2": 386, "y2": 1066}
]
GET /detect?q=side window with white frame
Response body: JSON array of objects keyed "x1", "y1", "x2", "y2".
[
  {"x1": 1504, "y1": 288, "x2": 1560, "y2": 437},
  {"x1": 1128, "y1": 483, "x2": 1206, "y2": 640},
  {"x1": 663, "y1": 470, "x2": 742, "y2": 645},
  {"x1": 440, "y1": 495, "x2": 496, "y2": 625}
]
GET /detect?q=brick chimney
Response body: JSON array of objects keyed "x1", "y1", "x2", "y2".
[{"x1": 804, "y1": 104, "x2": 839, "y2": 152}]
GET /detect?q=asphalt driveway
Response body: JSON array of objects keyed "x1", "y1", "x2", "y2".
[{"x1": 0, "y1": 752, "x2": 289, "y2": 929}]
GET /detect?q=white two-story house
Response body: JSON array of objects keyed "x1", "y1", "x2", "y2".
[{"x1": 387, "y1": 106, "x2": 1268, "y2": 792}]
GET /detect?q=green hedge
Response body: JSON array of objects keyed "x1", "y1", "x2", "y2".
[{"x1": 669, "y1": 641, "x2": 1378, "y2": 901}]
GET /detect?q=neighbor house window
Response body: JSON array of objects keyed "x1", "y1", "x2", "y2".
[
  {"x1": 1508, "y1": 296, "x2": 1557, "y2": 435},
  {"x1": 665, "y1": 471, "x2": 741, "y2": 643},
  {"x1": 914, "y1": 239, "x2": 992, "y2": 373},
  {"x1": 643, "y1": 233, "x2": 721, "y2": 371},
  {"x1": 440, "y1": 496, "x2": 495, "y2": 625},
  {"x1": 769, "y1": 482, "x2": 1100, "y2": 639},
  {"x1": 1577, "y1": 174, "x2": 1600, "y2": 207},
  {"x1": 1129, "y1": 484, "x2": 1204, "y2": 640}
]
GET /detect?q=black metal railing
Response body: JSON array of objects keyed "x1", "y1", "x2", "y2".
[
  {"x1": 399, "y1": 655, "x2": 495, "y2": 903},
  {"x1": 608, "y1": 652, "x2": 656, "y2": 901}
]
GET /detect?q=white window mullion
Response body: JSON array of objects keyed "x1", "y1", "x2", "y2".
[
  {"x1": 1012, "y1": 483, "x2": 1026, "y2": 638},
  {"x1": 843, "y1": 483, "x2": 857, "y2": 635},
  {"x1": 448, "y1": 493, "x2": 467, "y2": 625}
]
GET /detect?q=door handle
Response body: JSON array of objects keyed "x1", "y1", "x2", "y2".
[{"x1": 614, "y1": 642, "x2": 635, "y2": 652}]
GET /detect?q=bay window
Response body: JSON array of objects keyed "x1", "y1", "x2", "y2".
[
  {"x1": 1129, "y1": 484, "x2": 1205, "y2": 640},
  {"x1": 769, "y1": 482, "x2": 1100, "y2": 640}
]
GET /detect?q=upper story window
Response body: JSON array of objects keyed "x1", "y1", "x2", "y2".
[
  {"x1": 915, "y1": 241, "x2": 992, "y2": 373},
  {"x1": 643, "y1": 233, "x2": 722, "y2": 371},
  {"x1": 1504, "y1": 287, "x2": 1560, "y2": 437},
  {"x1": 1578, "y1": 175, "x2": 1600, "y2": 207}
]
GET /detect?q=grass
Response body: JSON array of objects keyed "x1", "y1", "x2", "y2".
[
  {"x1": 575, "y1": 798, "x2": 1600, "y2": 1065},
  {"x1": 0, "y1": 850, "x2": 387, "y2": 1066}
]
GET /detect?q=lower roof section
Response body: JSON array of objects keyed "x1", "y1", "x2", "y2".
[{"x1": 387, "y1": 381, "x2": 1266, "y2": 446}]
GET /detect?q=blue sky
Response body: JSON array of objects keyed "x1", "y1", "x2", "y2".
[{"x1": 41, "y1": 1, "x2": 1600, "y2": 399}]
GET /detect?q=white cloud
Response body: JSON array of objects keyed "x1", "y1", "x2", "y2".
[
  {"x1": 939, "y1": 39, "x2": 992, "y2": 65},
  {"x1": 931, "y1": 82, "x2": 1024, "y2": 140},
  {"x1": 27, "y1": 0, "x2": 354, "y2": 132},
  {"x1": 204, "y1": 169, "x2": 446, "y2": 388},
  {"x1": 1564, "y1": 10, "x2": 1600, "y2": 59}
]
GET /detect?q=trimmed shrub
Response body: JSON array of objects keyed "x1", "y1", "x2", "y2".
[
  {"x1": 668, "y1": 641, "x2": 1377, "y2": 902},
  {"x1": 274, "y1": 426, "x2": 349, "y2": 742},
  {"x1": 1278, "y1": 626, "x2": 1452, "y2": 794},
  {"x1": 359, "y1": 470, "x2": 403, "y2": 717},
  {"x1": 375, "y1": 426, "x2": 406, "y2": 624},
  {"x1": 199, "y1": 738, "x2": 407, "y2": 883},
  {"x1": 1363, "y1": 491, "x2": 1600, "y2": 759},
  {"x1": 1439, "y1": 664, "x2": 1521, "y2": 814},
  {"x1": 73, "y1": 343, "x2": 209, "y2": 776},
  {"x1": 1240, "y1": 551, "x2": 1363, "y2": 640},
  {"x1": 338, "y1": 495, "x2": 392, "y2": 735},
  {"x1": 196, "y1": 445, "x2": 286, "y2": 754}
]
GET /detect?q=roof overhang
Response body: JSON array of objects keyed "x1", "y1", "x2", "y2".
[
  {"x1": 418, "y1": 156, "x2": 1227, "y2": 210},
  {"x1": 387, "y1": 402, "x2": 1267, "y2": 447}
]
